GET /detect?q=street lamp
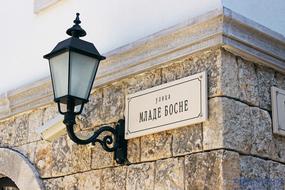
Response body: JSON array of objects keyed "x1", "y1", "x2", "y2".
[{"x1": 43, "y1": 13, "x2": 127, "y2": 164}]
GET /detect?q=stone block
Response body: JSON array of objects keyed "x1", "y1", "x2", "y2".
[
  {"x1": 172, "y1": 124, "x2": 202, "y2": 156},
  {"x1": 76, "y1": 170, "x2": 101, "y2": 190},
  {"x1": 203, "y1": 97, "x2": 253, "y2": 153},
  {"x1": 124, "y1": 69, "x2": 161, "y2": 95},
  {"x1": 35, "y1": 141, "x2": 53, "y2": 178},
  {"x1": 91, "y1": 141, "x2": 114, "y2": 169},
  {"x1": 79, "y1": 88, "x2": 104, "y2": 129},
  {"x1": 222, "y1": 98, "x2": 253, "y2": 153},
  {"x1": 185, "y1": 150, "x2": 240, "y2": 190},
  {"x1": 250, "y1": 107, "x2": 274, "y2": 158},
  {"x1": 237, "y1": 58, "x2": 259, "y2": 106},
  {"x1": 42, "y1": 104, "x2": 59, "y2": 124},
  {"x1": 141, "y1": 131, "x2": 172, "y2": 162},
  {"x1": 51, "y1": 136, "x2": 73, "y2": 176},
  {"x1": 0, "y1": 119, "x2": 15, "y2": 146},
  {"x1": 269, "y1": 161, "x2": 285, "y2": 190},
  {"x1": 62, "y1": 175, "x2": 78, "y2": 190},
  {"x1": 155, "y1": 157, "x2": 184, "y2": 190},
  {"x1": 220, "y1": 50, "x2": 239, "y2": 98},
  {"x1": 102, "y1": 83, "x2": 125, "y2": 123},
  {"x1": 240, "y1": 156, "x2": 269, "y2": 190},
  {"x1": 43, "y1": 177, "x2": 63, "y2": 190},
  {"x1": 127, "y1": 137, "x2": 141, "y2": 163},
  {"x1": 203, "y1": 98, "x2": 224, "y2": 150},
  {"x1": 51, "y1": 136, "x2": 91, "y2": 176},
  {"x1": 14, "y1": 114, "x2": 29, "y2": 146},
  {"x1": 257, "y1": 65, "x2": 277, "y2": 110},
  {"x1": 101, "y1": 166, "x2": 127, "y2": 190},
  {"x1": 71, "y1": 142, "x2": 92, "y2": 173},
  {"x1": 185, "y1": 150, "x2": 223, "y2": 190},
  {"x1": 276, "y1": 72, "x2": 285, "y2": 90},
  {"x1": 272, "y1": 136, "x2": 285, "y2": 163},
  {"x1": 28, "y1": 109, "x2": 43, "y2": 142},
  {"x1": 182, "y1": 49, "x2": 221, "y2": 97},
  {"x1": 162, "y1": 61, "x2": 184, "y2": 83},
  {"x1": 126, "y1": 162, "x2": 155, "y2": 190},
  {"x1": 220, "y1": 151, "x2": 240, "y2": 189}
]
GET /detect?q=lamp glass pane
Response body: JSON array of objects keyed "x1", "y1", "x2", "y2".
[
  {"x1": 49, "y1": 51, "x2": 69, "y2": 99},
  {"x1": 69, "y1": 51, "x2": 99, "y2": 100}
]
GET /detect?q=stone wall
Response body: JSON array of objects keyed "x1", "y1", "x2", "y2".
[{"x1": 0, "y1": 48, "x2": 284, "y2": 189}]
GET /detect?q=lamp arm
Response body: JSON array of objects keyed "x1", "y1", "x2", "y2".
[
  {"x1": 62, "y1": 99, "x2": 127, "y2": 164},
  {"x1": 65, "y1": 123, "x2": 117, "y2": 152}
]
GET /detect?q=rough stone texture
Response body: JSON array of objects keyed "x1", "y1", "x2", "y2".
[
  {"x1": 276, "y1": 72, "x2": 285, "y2": 90},
  {"x1": 79, "y1": 88, "x2": 104, "y2": 129},
  {"x1": 185, "y1": 150, "x2": 223, "y2": 190},
  {"x1": 126, "y1": 162, "x2": 154, "y2": 190},
  {"x1": 222, "y1": 98, "x2": 253, "y2": 153},
  {"x1": 0, "y1": 48, "x2": 285, "y2": 189},
  {"x1": 42, "y1": 104, "x2": 58, "y2": 124},
  {"x1": 13, "y1": 114, "x2": 29, "y2": 146},
  {"x1": 61, "y1": 175, "x2": 78, "y2": 190},
  {"x1": 91, "y1": 142, "x2": 114, "y2": 169},
  {"x1": 44, "y1": 170, "x2": 102, "y2": 190},
  {"x1": 155, "y1": 157, "x2": 184, "y2": 190},
  {"x1": 257, "y1": 65, "x2": 277, "y2": 110},
  {"x1": 269, "y1": 161, "x2": 285, "y2": 190},
  {"x1": 203, "y1": 98, "x2": 224, "y2": 150},
  {"x1": 141, "y1": 131, "x2": 172, "y2": 162},
  {"x1": 221, "y1": 151, "x2": 240, "y2": 190},
  {"x1": 219, "y1": 50, "x2": 285, "y2": 111},
  {"x1": 101, "y1": 167, "x2": 127, "y2": 190},
  {"x1": 185, "y1": 150, "x2": 240, "y2": 190},
  {"x1": 250, "y1": 107, "x2": 274, "y2": 158},
  {"x1": 35, "y1": 141, "x2": 53, "y2": 178},
  {"x1": 240, "y1": 156, "x2": 269, "y2": 190},
  {"x1": 172, "y1": 124, "x2": 202, "y2": 156},
  {"x1": 71, "y1": 143, "x2": 92, "y2": 173},
  {"x1": 0, "y1": 119, "x2": 15, "y2": 146},
  {"x1": 237, "y1": 57, "x2": 259, "y2": 106},
  {"x1": 220, "y1": 50, "x2": 239, "y2": 98},
  {"x1": 43, "y1": 177, "x2": 63, "y2": 190},
  {"x1": 102, "y1": 83, "x2": 125, "y2": 124},
  {"x1": 76, "y1": 170, "x2": 101, "y2": 190},
  {"x1": 124, "y1": 69, "x2": 162, "y2": 95},
  {"x1": 28, "y1": 109, "x2": 43, "y2": 142},
  {"x1": 203, "y1": 97, "x2": 253, "y2": 153},
  {"x1": 127, "y1": 137, "x2": 141, "y2": 163},
  {"x1": 182, "y1": 49, "x2": 221, "y2": 97},
  {"x1": 162, "y1": 61, "x2": 184, "y2": 83},
  {"x1": 273, "y1": 136, "x2": 285, "y2": 163},
  {"x1": 51, "y1": 136, "x2": 73, "y2": 177}
]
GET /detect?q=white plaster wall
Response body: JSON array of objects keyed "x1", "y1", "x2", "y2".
[
  {"x1": 0, "y1": 0, "x2": 221, "y2": 93},
  {"x1": 0, "y1": 0, "x2": 284, "y2": 93}
]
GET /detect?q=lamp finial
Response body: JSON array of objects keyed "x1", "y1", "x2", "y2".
[{"x1": 66, "y1": 13, "x2": 86, "y2": 38}]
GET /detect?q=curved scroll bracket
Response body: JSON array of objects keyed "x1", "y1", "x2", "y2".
[{"x1": 63, "y1": 108, "x2": 127, "y2": 164}]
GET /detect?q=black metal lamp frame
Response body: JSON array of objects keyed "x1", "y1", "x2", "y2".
[
  {"x1": 44, "y1": 13, "x2": 127, "y2": 165},
  {"x1": 61, "y1": 98, "x2": 127, "y2": 165}
]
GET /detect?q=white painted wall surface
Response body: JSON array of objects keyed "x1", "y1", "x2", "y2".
[{"x1": 0, "y1": 0, "x2": 284, "y2": 93}]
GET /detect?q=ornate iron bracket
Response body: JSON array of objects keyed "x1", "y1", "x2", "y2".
[{"x1": 61, "y1": 100, "x2": 128, "y2": 165}]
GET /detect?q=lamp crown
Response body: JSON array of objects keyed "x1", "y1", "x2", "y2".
[{"x1": 66, "y1": 13, "x2": 87, "y2": 38}]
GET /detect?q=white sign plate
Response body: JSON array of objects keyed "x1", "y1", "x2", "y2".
[
  {"x1": 272, "y1": 87, "x2": 285, "y2": 136},
  {"x1": 125, "y1": 71, "x2": 208, "y2": 139}
]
